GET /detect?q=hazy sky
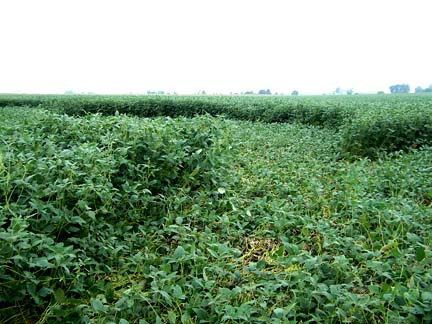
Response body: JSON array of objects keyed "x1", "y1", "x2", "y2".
[{"x1": 1, "y1": 0, "x2": 431, "y2": 94}]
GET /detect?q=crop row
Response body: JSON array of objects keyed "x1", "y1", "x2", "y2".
[
  {"x1": 0, "y1": 94, "x2": 352, "y2": 127},
  {"x1": 1, "y1": 94, "x2": 432, "y2": 158},
  {"x1": 0, "y1": 107, "x2": 228, "y2": 321}
]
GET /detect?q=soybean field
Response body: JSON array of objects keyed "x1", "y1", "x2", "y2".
[{"x1": 1, "y1": 94, "x2": 432, "y2": 323}]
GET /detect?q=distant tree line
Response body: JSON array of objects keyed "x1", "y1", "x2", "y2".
[
  {"x1": 335, "y1": 87, "x2": 354, "y2": 95},
  {"x1": 242, "y1": 89, "x2": 272, "y2": 95},
  {"x1": 389, "y1": 84, "x2": 410, "y2": 94},
  {"x1": 147, "y1": 90, "x2": 166, "y2": 95},
  {"x1": 241, "y1": 89, "x2": 300, "y2": 96},
  {"x1": 258, "y1": 89, "x2": 272, "y2": 95},
  {"x1": 389, "y1": 84, "x2": 432, "y2": 94},
  {"x1": 415, "y1": 85, "x2": 432, "y2": 93}
]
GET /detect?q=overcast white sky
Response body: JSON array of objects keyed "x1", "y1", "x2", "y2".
[{"x1": 1, "y1": 0, "x2": 431, "y2": 94}]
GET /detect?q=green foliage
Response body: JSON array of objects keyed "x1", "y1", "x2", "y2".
[
  {"x1": 0, "y1": 108, "x2": 227, "y2": 322},
  {"x1": 1, "y1": 94, "x2": 432, "y2": 323},
  {"x1": 0, "y1": 94, "x2": 46, "y2": 108},
  {"x1": 44, "y1": 95, "x2": 356, "y2": 128},
  {"x1": 341, "y1": 108, "x2": 432, "y2": 158},
  {"x1": 1, "y1": 93, "x2": 431, "y2": 136},
  {"x1": 0, "y1": 94, "x2": 355, "y2": 127}
]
